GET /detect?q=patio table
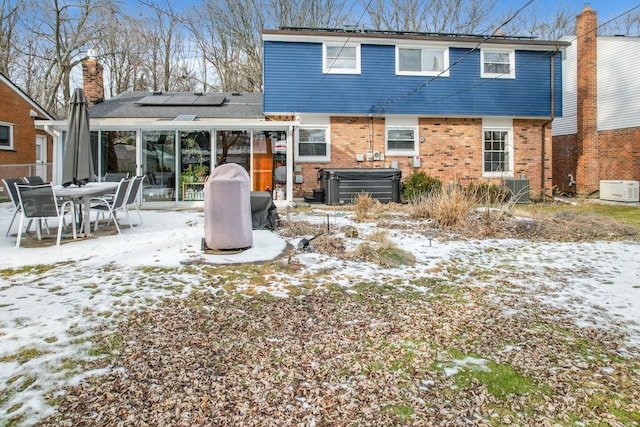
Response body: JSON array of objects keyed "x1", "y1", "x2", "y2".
[{"x1": 54, "y1": 182, "x2": 119, "y2": 236}]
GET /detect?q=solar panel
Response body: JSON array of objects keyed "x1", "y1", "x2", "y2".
[
  {"x1": 193, "y1": 95, "x2": 226, "y2": 106},
  {"x1": 135, "y1": 94, "x2": 226, "y2": 106},
  {"x1": 135, "y1": 96, "x2": 170, "y2": 105},
  {"x1": 167, "y1": 95, "x2": 197, "y2": 105}
]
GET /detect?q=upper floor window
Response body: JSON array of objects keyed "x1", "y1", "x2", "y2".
[
  {"x1": 323, "y1": 43, "x2": 360, "y2": 74},
  {"x1": 396, "y1": 46, "x2": 449, "y2": 76},
  {"x1": 483, "y1": 119, "x2": 513, "y2": 177},
  {"x1": 296, "y1": 126, "x2": 330, "y2": 162},
  {"x1": 481, "y1": 49, "x2": 515, "y2": 78},
  {"x1": 0, "y1": 123, "x2": 13, "y2": 149}
]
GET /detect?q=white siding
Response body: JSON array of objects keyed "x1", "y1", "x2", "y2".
[
  {"x1": 553, "y1": 37, "x2": 577, "y2": 135},
  {"x1": 597, "y1": 37, "x2": 640, "y2": 131}
]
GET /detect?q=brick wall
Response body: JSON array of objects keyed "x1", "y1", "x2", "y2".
[
  {"x1": 287, "y1": 115, "x2": 550, "y2": 199},
  {"x1": 0, "y1": 79, "x2": 53, "y2": 167},
  {"x1": 552, "y1": 133, "x2": 579, "y2": 193},
  {"x1": 552, "y1": 5, "x2": 640, "y2": 194},
  {"x1": 599, "y1": 128, "x2": 640, "y2": 181}
]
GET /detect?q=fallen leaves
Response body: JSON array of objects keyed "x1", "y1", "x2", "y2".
[{"x1": 37, "y1": 282, "x2": 640, "y2": 426}]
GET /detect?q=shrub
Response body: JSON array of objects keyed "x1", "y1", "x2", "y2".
[{"x1": 402, "y1": 172, "x2": 442, "y2": 202}]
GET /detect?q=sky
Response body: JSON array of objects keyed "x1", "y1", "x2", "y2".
[
  {"x1": 1, "y1": 201, "x2": 640, "y2": 425},
  {"x1": 541, "y1": 0, "x2": 640, "y2": 26},
  {"x1": 130, "y1": 0, "x2": 640, "y2": 29}
]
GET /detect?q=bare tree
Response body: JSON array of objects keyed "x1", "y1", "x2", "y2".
[
  {"x1": 0, "y1": 0, "x2": 22, "y2": 75},
  {"x1": 269, "y1": 0, "x2": 351, "y2": 28},
  {"x1": 14, "y1": 0, "x2": 112, "y2": 115},
  {"x1": 602, "y1": 10, "x2": 640, "y2": 36},
  {"x1": 134, "y1": 0, "x2": 198, "y2": 93},
  {"x1": 190, "y1": 0, "x2": 349, "y2": 93},
  {"x1": 365, "y1": 0, "x2": 498, "y2": 34},
  {"x1": 94, "y1": 10, "x2": 149, "y2": 96},
  {"x1": 500, "y1": 4, "x2": 574, "y2": 39}
]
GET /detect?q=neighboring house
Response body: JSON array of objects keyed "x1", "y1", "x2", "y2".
[
  {"x1": 553, "y1": 6, "x2": 640, "y2": 195},
  {"x1": 43, "y1": 55, "x2": 296, "y2": 206},
  {"x1": 0, "y1": 72, "x2": 55, "y2": 195},
  {"x1": 263, "y1": 26, "x2": 569, "y2": 199}
]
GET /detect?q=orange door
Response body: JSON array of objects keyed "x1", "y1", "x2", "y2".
[{"x1": 253, "y1": 135, "x2": 273, "y2": 192}]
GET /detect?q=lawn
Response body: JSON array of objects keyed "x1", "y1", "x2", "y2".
[{"x1": 1, "y1": 196, "x2": 639, "y2": 426}]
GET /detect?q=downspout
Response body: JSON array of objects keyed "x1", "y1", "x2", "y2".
[
  {"x1": 286, "y1": 124, "x2": 295, "y2": 202},
  {"x1": 541, "y1": 49, "x2": 559, "y2": 201}
]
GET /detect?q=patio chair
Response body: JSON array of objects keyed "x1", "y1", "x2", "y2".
[
  {"x1": 122, "y1": 175, "x2": 145, "y2": 227},
  {"x1": 23, "y1": 176, "x2": 46, "y2": 185},
  {"x1": 2, "y1": 177, "x2": 27, "y2": 237},
  {"x1": 103, "y1": 172, "x2": 129, "y2": 182},
  {"x1": 14, "y1": 183, "x2": 77, "y2": 247},
  {"x1": 90, "y1": 178, "x2": 131, "y2": 234}
]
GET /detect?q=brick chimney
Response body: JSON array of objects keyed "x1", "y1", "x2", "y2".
[
  {"x1": 575, "y1": 4, "x2": 599, "y2": 194},
  {"x1": 81, "y1": 49, "x2": 104, "y2": 107}
]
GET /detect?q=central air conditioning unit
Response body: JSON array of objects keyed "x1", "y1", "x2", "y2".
[
  {"x1": 503, "y1": 178, "x2": 530, "y2": 203},
  {"x1": 599, "y1": 180, "x2": 640, "y2": 202}
]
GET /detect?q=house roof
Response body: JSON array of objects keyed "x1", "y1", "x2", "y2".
[
  {"x1": 89, "y1": 91, "x2": 264, "y2": 120},
  {"x1": 0, "y1": 72, "x2": 55, "y2": 120},
  {"x1": 263, "y1": 27, "x2": 571, "y2": 50}
]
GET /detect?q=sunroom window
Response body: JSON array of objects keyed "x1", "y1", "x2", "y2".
[
  {"x1": 0, "y1": 123, "x2": 13, "y2": 149},
  {"x1": 323, "y1": 43, "x2": 360, "y2": 74},
  {"x1": 397, "y1": 46, "x2": 449, "y2": 76},
  {"x1": 481, "y1": 49, "x2": 515, "y2": 78}
]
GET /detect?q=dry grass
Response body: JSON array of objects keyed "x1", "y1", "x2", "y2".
[
  {"x1": 352, "y1": 192, "x2": 378, "y2": 222},
  {"x1": 408, "y1": 186, "x2": 476, "y2": 229},
  {"x1": 276, "y1": 217, "x2": 324, "y2": 239}
]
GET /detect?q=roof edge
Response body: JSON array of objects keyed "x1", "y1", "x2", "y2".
[
  {"x1": 0, "y1": 72, "x2": 56, "y2": 120},
  {"x1": 262, "y1": 28, "x2": 571, "y2": 48}
]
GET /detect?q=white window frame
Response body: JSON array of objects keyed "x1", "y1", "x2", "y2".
[
  {"x1": 385, "y1": 117, "x2": 418, "y2": 156},
  {"x1": 0, "y1": 122, "x2": 14, "y2": 150},
  {"x1": 482, "y1": 118, "x2": 514, "y2": 178},
  {"x1": 481, "y1": 49, "x2": 515, "y2": 79},
  {"x1": 295, "y1": 119, "x2": 330, "y2": 162},
  {"x1": 396, "y1": 45, "x2": 449, "y2": 77},
  {"x1": 323, "y1": 42, "x2": 361, "y2": 74}
]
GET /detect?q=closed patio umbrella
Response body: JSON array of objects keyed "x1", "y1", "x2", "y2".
[{"x1": 63, "y1": 88, "x2": 94, "y2": 186}]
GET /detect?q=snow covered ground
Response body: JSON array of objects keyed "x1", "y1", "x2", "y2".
[{"x1": 0, "y1": 201, "x2": 639, "y2": 425}]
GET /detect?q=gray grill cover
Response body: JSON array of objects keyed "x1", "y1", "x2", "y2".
[{"x1": 204, "y1": 164, "x2": 252, "y2": 250}]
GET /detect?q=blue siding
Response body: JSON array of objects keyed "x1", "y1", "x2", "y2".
[{"x1": 263, "y1": 40, "x2": 563, "y2": 117}]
